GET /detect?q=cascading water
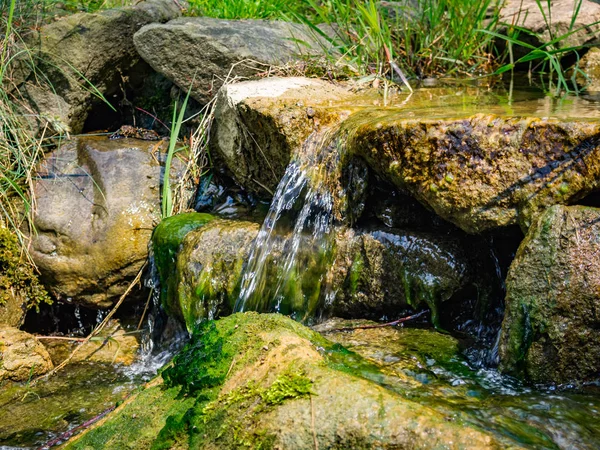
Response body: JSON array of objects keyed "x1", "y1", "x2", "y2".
[{"x1": 234, "y1": 129, "x2": 345, "y2": 322}]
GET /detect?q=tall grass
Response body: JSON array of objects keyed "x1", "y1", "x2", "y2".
[
  {"x1": 0, "y1": 0, "x2": 41, "y2": 241},
  {"x1": 486, "y1": 0, "x2": 593, "y2": 94},
  {"x1": 294, "y1": 0, "x2": 500, "y2": 80},
  {"x1": 187, "y1": 0, "x2": 308, "y2": 20}
]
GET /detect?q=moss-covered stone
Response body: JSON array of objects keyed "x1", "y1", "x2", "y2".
[
  {"x1": 0, "y1": 227, "x2": 50, "y2": 327},
  {"x1": 65, "y1": 313, "x2": 512, "y2": 449},
  {"x1": 151, "y1": 212, "x2": 215, "y2": 316},
  {"x1": 499, "y1": 204, "x2": 600, "y2": 384},
  {"x1": 171, "y1": 219, "x2": 476, "y2": 330},
  {"x1": 174, "y1": 219, "x2": 259, "y2": 331}
]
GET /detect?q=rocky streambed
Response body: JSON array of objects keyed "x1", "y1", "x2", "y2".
[{"x1": 2, "y1": 1, "x2": 600, "y2": 448}]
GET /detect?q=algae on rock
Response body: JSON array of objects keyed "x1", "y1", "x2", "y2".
[
  {"x1": 151, "y1": 212, "x2": 215, "y2": 317},
  {"x1": 173, "y1": 219, "x2": 259, "y2": 331},
  {"x1": 0, "y1": 227, "x2": 50, "y2": 327}
]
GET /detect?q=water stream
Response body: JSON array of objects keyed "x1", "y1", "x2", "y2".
[{"x1": 234, "y1": 129, "x2": 343, "y2": 321}]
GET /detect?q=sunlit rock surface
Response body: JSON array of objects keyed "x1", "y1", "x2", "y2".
[
  {"x1": 65, "y1": 313, "x2": 512, "y2": 449},
  {"x1": 499, "y1": 204, "x2": 600, "y2": 384},
  {"x1": 211, "y1": 77, "x2": 353, "y2": 196},
  {"x1": 0, "y1": 327, "x2": 53, "y2": 382},
  {"x1": 30, "y1": 137, "x2": 188, "y2": 308},
  {"x1": 500, "y1": 0, "x2": 600, "y2": 55},
  {"x1": 134, "y1": 18, "x2": 330, "y2": 104}
]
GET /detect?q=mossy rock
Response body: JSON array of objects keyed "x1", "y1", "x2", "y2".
[
  {"x1": 151, "y1": 212, "x2": 215, "y2": 316},
  {"x1": 346, "y1": 112, "x2": 600, "y2": 234},
  {"x1": 0, "y1": 226, "x2": 50, "y2": 327},
  {"x1": 499, "y1": 204, "x2": 600, "y2": 384},
  {"x1": 171, "y1": 219, "x2": 476, "y2": 330},
  {"x1": 65, "y1": 313, "x2": 512, "y2": 449},
  {"x1": 173, "y1": 219, "x2": 259, "y2": 331}
]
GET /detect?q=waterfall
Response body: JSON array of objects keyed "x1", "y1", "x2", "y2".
[{"x1": 234, "y1": 129, "x2": 344, "y2": 322}]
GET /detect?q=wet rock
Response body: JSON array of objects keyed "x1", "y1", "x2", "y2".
[
  {"x1": 173, "y1": 219, "x2": 259, "y2": 330},
  {"x1": 66, "y1": 313, "x2": 511, "y2": 449},
  {"x1": 30, "y1": 136, "x2": 187, "y2": 308},
  {"x1": 347, "y1": 112, "x2": 600, "y2": 233},
  {"x1": 499, "y1": 205, "x2": 600, "y2": 384},
  {"x1": 327, "y1": 228, "x2": 472, "y2": 325},
  {"x1": 499, "y1": 0, "x2": 600, "y2": 58},
  {"x1": 0, "y1": 361, "x2": 138, "y2": 446},
  {"x1": 170, "y1": 220, "x2": 474, "y2": 330},
  {"x1": 0, "y1": 327, "x2": 53, "y2": 382},
  {"x1": 211, "y1": 77, "x2": 353, "y2": 196},
  {"x1": 151, "y1": 212, "x2": 216, "y2": 317},
  {"x1": 21, "y1": 0, "x2": 183, "y2": 134},
  {"x1": 134, "y1": 18, "x2": 330, "y2": 104}
]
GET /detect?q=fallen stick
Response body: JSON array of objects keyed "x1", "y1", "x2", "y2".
[
  {"x1": 323, "y1": 310, "x2": 429, "y2": 333},
  {"x1": 32, "y1": 265, "x2": 145, "y2": 384},
  {"x1": 38, "y1": 404, "x2": 117, "y2": 450}
]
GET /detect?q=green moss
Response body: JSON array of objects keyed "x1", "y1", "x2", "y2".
[
  {"x1": 261, "y1": 372, "x2": 313, "y2": 405},
  {"x1": 0, "y1": 227, "x2": 51, "y2": 311},
  {"x1": 153, "y1": 314, "x2": 323, "y2": 449},
  {"x1": 162, "y1": 320, "x2": 230, "y2": 396},
  {"x1": 151, "y1": 213, "x2": 215, "y2": 314}
]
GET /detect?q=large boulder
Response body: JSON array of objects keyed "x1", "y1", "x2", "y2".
[
  {"x1": 0, "y1": 327, "x2": 53, "y2": 382},
  {"x1": 30, "y1": 136, "x2": 187, "y2": 308},
  {"x1": 499, "y1": 205, "x2": 600, "y2": 384},
  {"x1": 347, "y1": 112, "x2": 600, "y2": 233},
  {"x1": 210, "y1": 77, "x2": 353, "y2": 196},
  {"x1": 20, "y1": 0, "x2": 183, "y2": 134},
  {"x1": 134, "y1": 18, "x2": 330, "y2": 104},
  {"x1": 167, "y1": 220, "x2": 475, "y2": 330},
  {"x1": 65, "y1": 313, "x2": 513, "y2": 449}
]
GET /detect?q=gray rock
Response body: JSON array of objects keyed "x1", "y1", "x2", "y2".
[
  {"x1": 23, "y1": 0, "x2": 184, "y2": 134},
  {"x1": 30, "y1": 136, "x2": 188, "y2": 308},
  {"x1": 0, "y1": 327, "x2": 53, "y2": 382},
  {"x1": 499, "y1": 204, "x2": 600, "y2": 384},
  {"x1": 134, "y1": 18, "x2": 331, "y2": 104}
]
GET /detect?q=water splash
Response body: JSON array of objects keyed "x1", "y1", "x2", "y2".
[{"x1": 234, "y1": 130, "x2": 344, "y2": 322}]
